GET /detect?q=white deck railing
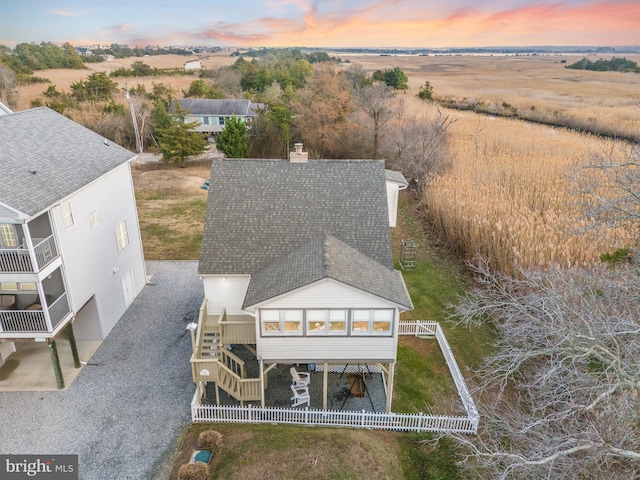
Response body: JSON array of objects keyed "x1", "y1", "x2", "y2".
[
  {"x1": 191, "y1": 320, "x2": 479, "y2": 434},
  {"x1": 398, "y1": 320, "x2": 438, "y2": 336}
]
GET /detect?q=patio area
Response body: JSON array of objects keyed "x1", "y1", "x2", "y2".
[{"x1": 202, "y1": 344, "x2": 388, "y2": 412}]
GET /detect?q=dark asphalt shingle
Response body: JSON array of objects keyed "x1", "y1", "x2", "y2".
[
  {"x1": 199, "y1": 158, "x2": 393, "y2": 275},
  {"x1": 244, "y1": 234, "x2": 413, "y2": 309}
]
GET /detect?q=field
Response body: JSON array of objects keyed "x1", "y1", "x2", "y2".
[
  {"x1": 14, "y1": 52, "x2": 237, "y2": 111},
  {"x1": 339, "y1": 53, "x2": 640, "y2": 139},
  {"x1": 338, "y1": 53, "x2": 639, "y2": 272}
]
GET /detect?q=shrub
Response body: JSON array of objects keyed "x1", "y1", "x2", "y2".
[
  {"x1": 417, "y1": 81, "x2": 433, "y2": 101},
  {"x1": 177, "y1": 462, "x2": 209, "y2": 480},
  {"x1": 198, "y1": 430, "x2": 223, "y2": 451}
]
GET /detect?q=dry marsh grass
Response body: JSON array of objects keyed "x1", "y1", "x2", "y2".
[
  {"x1": 340, "y1": 53, "x2": 640, "y2": 140},
  {"x1": 415, "y1": 103, "x2": 637, "y2": 272}
]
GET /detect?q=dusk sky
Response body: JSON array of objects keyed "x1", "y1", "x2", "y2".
[{"x1": 1, "y1": 1, "x2": 639, "y2": 48}]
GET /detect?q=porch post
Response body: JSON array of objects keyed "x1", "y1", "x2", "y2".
[
  {"x1": 322, "y1": 363, "x2": 329, "y2": 410},
  {"x1": 66, "y1": 323, "x2": 81, "y2": 368},
  {"x1": 48, "y1": 339, "x2": 65, "y2": 389},
  {"x1": 385, "y1": 362, "x2": 395, "y2": 413},
  {"x1": 260, "y1": 358, "x2": 265, "y2": 408}
]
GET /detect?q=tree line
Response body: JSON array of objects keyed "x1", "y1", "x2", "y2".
[{"x1": 565, "y1": 56, "x2": 639, "y2": 73}]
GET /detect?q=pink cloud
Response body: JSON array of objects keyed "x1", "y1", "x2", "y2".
[
  {"x1": 50, "y1": 10, "x2": 74, "y2": 17},
  {"x1": 187, "y1": 1, "x2": 640, "y2": 48}
]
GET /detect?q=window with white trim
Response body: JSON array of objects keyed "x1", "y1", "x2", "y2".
[
  {"x1": 0, "y1": 224, "x2": 18, "y2": 248},
  {"x1": 261, "y1": 308, "x2": 394, "y2": 337},
  {"x1": 19, "y1": 282, "x2": 37, "y2": 291},
  {"x1": 89, "y1": 209, "x2": 99, "y2": 229},
  {"x1": 202, "y1": 116, "x2": 211, "y2": 125},
  {"x1": 61, "y1": 201, "x2": 74, "y2": 229},
  {"x1": 261, "y1": 309, "x2": 303, "y2": 336},
  {"x1": 1, "y1": 283, "x2": 18, "y2": 291},
  {"x1": 306, "y1": 309, "x2": 347, "y2": 335},
  {"x1": 115, "y1": 219, "x2": 129, "y2": 252},
  {"x1": 351, "y1": 309, "x2": 394, "y2": 336}
]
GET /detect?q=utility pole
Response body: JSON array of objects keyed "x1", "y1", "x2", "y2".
[{"x1": 125, "y1": 84, "x2": 143, "y2": 153}]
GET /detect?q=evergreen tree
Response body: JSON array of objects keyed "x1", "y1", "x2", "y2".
[
  {"x1": 155, "y1": 104, "x2": 208, "y2": 167},
  {"x1": 216, "y1": 115, "x2": 250, "y2": 158}
]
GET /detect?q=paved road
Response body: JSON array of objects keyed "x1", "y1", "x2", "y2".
[{"x1": 0, "y1": 261, "x2": 202, "y2": 480}]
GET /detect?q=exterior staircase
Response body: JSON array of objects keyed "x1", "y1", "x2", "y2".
[{"x1": 191, "y1": 302, "x2": 261, "y2": 404}]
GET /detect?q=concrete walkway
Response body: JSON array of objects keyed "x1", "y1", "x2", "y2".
[{"x1": 0, "y1": 261, "x2": 202, "y2": 480}]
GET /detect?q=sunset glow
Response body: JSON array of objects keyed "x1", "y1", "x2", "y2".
[{"x1": 1, "y1": 1, "x2": 638, "y2": 48}]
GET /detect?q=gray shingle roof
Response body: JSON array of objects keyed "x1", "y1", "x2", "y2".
[
  {"x1": 170, "y1": 99, "x2": 262, "y2": 116},
  {"x1": 199, "y1": 158, "x2": 393, "y2": 275},
  {"x1": 385, "y1": 169, "x2": 408, "y2": 188},
  {"x1": 199, "y1": 158, "x2": 413, "y2": 310},
  {"x1": 0, "y1": 107, "x2": 135, "y2": 217},
  {"x1": 244, "y1": 234, "x2": 413, "y2": 309}
]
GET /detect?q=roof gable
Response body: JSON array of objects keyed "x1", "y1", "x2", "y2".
[
  {"x1": 0, "y1": 108, "x2": 135, "y2": 217},
  {"x1": 198, "y1": 158, "x2": 393, "y2": 276},
  {"x1": 244, "y1": 234, "x2": 413, "y2": 310}
]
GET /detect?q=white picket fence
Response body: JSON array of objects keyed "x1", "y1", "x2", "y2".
[
  {"x1": 191, "y1": 320, "x2": 479, "y2": 434},
  {"x1": 192, "y1": 398, "x2": 477, "y2": 434}
]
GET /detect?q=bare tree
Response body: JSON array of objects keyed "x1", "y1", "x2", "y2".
[
  {"x1": 0, "y1": 65, "x2": 19, "y2": 109},
  {"x1": 353, "y1": 82, "x2": 398, "y2": 159},
  {"x1": 447, "y1": 260, "x2": 640, "y2": 479},
  {"x1": 382, "y1": 109, "x2": 456, "y2": 192},
  {"x1": 573, "y1": 140, "x2": 640, "y2": 233}
]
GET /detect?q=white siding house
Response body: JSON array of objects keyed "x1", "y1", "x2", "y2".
[
  {"x1": 0, "y1": 107, "x2": 146, "y2": 387},
  {"x1": 194, "y1": 146, "x2": 412, "y2": 411},
  {"x1": 169, "y1": 98, "x2": 263, "y2": 137}
]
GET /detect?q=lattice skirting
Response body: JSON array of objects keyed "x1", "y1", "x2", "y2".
[{"x1": 310, "y1": 363, "x2": 382, "y2": 374}]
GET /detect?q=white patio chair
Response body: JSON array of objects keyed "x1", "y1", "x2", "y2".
[
  {"x1": 290, "y1": 384, "x2": 310, "y2": 407},
  {"x1": 290, "y1": 367, "x2": 310, "y2": 387}
]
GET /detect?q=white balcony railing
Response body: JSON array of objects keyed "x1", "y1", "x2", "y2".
[
  {"x1": 0, "y1": 235, "x2": 58, "y2": 273},
  {"x1": 0, "y1": 292, "x2": 70, "y2": 333}
]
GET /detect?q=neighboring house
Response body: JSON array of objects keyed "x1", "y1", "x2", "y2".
[
  {"x1": 75, "y1": 47, "x2": 93, "y2": 56},
  {"x1": 169, "y1": 98, "x2": 263, "y2": 137},
  {"x1": 184, "y1": 60, "x2": 202, "y2": 71},
  {"x1": 0, "y1": 107, "x2": 146, "y2": 387},
  {"x1": 192, "y1": 144, "x2": 413, "y2": 412}
]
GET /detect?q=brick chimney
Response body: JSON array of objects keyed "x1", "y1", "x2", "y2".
[{"x1": 289, "y1": 143, "x2": 308, "y2": 163}]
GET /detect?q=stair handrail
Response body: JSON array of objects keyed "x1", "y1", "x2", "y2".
[{"x1": 220, "y1": 348, "x2": 247, "y2": 378}]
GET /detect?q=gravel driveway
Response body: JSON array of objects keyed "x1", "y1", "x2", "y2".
[{"x1": 0, "y1": 261, "x2": 202, "y2": 480}]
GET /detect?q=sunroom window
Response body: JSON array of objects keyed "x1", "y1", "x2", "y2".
[
  {"x1": 306, "y1": 309, "x2": 347, "y2": 335},
  {"x1": 261, "y1": 309, "x2": 303, "y2": 336},
  {"x1": 351, "y1": 309, "x2": 394, "y2": 336},
  {"x1": 261, "y1": 308, "x2": 393, "y2": 337}
]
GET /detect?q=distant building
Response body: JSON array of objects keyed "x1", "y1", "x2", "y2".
[
  {"x1": 184, "y1": 60, "x2": 202, "y2": 71},
  {"x1": 75, "y1": 47, "x2": 93, "y2": 56}
]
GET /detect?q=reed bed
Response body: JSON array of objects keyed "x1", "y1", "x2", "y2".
[{"x1": 420, "y1": 109, "x2": 637, "y2": 273}]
